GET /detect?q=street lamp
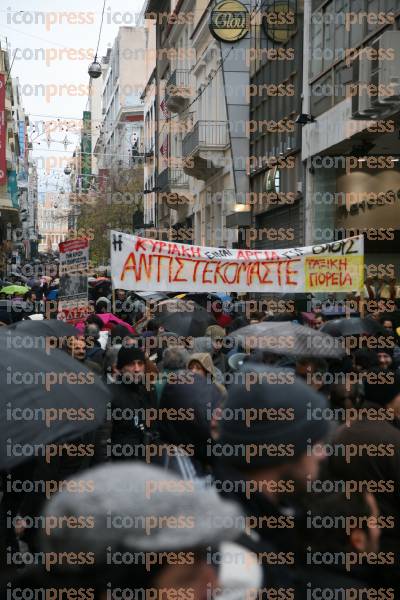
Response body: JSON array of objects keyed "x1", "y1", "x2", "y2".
[
  {"x1": 64, "y1": 166, "x2": 72, "y2": 175},
  {"x1": 88, "y1": 60, "x2": 102, "y2": 79}
]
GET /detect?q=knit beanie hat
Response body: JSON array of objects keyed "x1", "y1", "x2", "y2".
[
  {"x1": 206, "y1": 325, "x2": 226, "y2": 339},
  {"x1": 117, "y1": 346, "x2": 146, "y2": 369},
  {"x1": 218, "y1": 363, "x2": 329, "y2": 470}
]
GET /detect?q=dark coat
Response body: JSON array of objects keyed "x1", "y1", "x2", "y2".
[
  {"x1": 110, "y1": 377, "x2": 157, "y2": 458},
  {"x1": 212, "y1": 463, "x2": 301, "y2": 590}
]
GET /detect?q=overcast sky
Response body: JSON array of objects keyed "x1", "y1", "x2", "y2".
[{"x1": 0, "y1": 0, "x2": 145, "y2": 193}]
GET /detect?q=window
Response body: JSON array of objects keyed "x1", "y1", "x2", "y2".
[
  {"x1": 349, "y1": 0, "x2": 366, "y2": 47},
  {"x1": 265, "y1": 166, "x2": 280, "y2": 192},
  {"x1": 310, "y1": 13, "x2": 323, "y2": 78},
  {"x1": 323, "y1": 2, "x2": 334, "y2": 69}
]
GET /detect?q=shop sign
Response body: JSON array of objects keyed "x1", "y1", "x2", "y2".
[{"x1": 210, "y1": 0, "x2": 250, "y2": 43}]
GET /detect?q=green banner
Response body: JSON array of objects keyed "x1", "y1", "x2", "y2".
[{"x1": 81, "y1": 111, "x2": 92, "y2": 191}]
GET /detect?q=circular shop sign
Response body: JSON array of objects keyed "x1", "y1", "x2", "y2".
[
  {"x1": 210, "y1": 0, "x2": 250, "y2": 43},
  {"x1": 262, "y1": 0, "x2": 297, "y2": 44}
]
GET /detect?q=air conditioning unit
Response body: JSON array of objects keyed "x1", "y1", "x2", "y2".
[
  {"x1": 371, "y1": 31, "x2": 400, "y2": 105},
  {"x1": 352, "y1": 51, "x2": 379, "y2": 119}
]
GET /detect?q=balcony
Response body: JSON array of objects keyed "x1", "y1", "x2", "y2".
[
  {"x1": 182, "y1": 120, "x2": 229, "y2": 180},
  {"x1": 165, "y1": 70, "x2": 191, "y2": 114},
  {"x1": 158, "y1": 167, "x2": 190, "y2": 210}
]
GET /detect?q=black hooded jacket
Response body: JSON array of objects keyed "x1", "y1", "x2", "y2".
[{"x1": 110, "y1": 376, "x2": 157, "y2": 452}]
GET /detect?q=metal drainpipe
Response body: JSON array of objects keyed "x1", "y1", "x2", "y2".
[{"x1": 155, "y1": 21, "x2": 160, "y2": 233}]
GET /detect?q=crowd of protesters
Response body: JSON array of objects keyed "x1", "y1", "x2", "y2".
[{"x1": 0, "y1": 266, "x2": 400, "y2": 599}]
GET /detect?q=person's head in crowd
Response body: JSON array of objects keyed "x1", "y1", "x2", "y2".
[
  {"x1": 188, "y1": 353, "x2": 215, "y2": 380},
  {"x1": 330, "y1": 382, "x2": 361, "y2": 411},
  {"x1": 249, "y1": 311, "x2": 265, "y2": 324},
  {"x1": 368, "y1": 309, "x2": 382, "y2": 322},
  {"x1": 313, "y1": 314, "x2": 326, "y2": 331},
  {"x1": 24, "y1": 290, "x2": 37, "y2": 303},
  {"x1": 381, "y1": 317, "x2": 394, "y2": 334},
  {"x1": 159, "y1": 375, "x2": 223, "y2": 468},
  {"x1": 103, "y1": 344, "x2": 121, "y2": 380},
  {"x1": 95, "y1": 296, "x2": 111, "y2": 314},
  {"x1": 146, "y1": 318, "x2": 165, "y2": 335},
  {"x1": 66, "y1": 335, "x2": 86, "y2": 361},
  {"x1": 376, "y1": 349, "x2": 393, "y2": 370},
  {"x1": 85, "y1": 323, "x2": 100, "y2": 347},
  {"x1": 329, "y1": 379, "x2": 400, "y2": 523},
  {"x1": 159, "y1": 331, "x2": 183, "y2": 351},
  {"x1": 352, "y1": 349, "x2": 379, "y2": 373},
  {"x1": 218, "y1": 364, "x2": 329, "y2": 492},
  {"x1": 117, "y1": 346, "x2": 146, "y2": 383},
  {"x1": 313, "y1": 303, "x2": 322, "y2": 314},
  {"x1": 205, "y1": 325, "x2": 225, "y2": 354},
  {"x1": 162, "y1": 347, "x2": 189, "y2": 372},
  {"x1": 295, "y1": 357, "x2": 328, "y2": 391},
  {"x1": 109, "y1": 324, "x2": 134, "y2": 347},
  {"x1": 36, "y1": 463, "x2": 241, "y2": 599},
  {"x1": 306, "y1": 492, "x2": 381, "y2": 555},
  {"x1": 364, "y1": 368, "x2": 400, "y2": 419},
  {"x1": 86, "y1": 314, "x2": 104, "y2": 330},
  {"x1": 115, "y1": 289, "x2": 126, "y2": 302}
]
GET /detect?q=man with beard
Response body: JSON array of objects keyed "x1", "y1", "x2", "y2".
[
  {"x1": 213, "y1": 363, "x2": 330, "y2": 589},
  {"x1": 299, "y1": 492, "x2": 387, "y2": 596},
  {"x1": 327, "y1": 368, "x2": 400, "y2": 589},
  {"x1": 110, "y1": 347, "x2": 158, "y2": 461}
]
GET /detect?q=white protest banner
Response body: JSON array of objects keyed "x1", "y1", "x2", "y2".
[
  {"x1": 111, "y1": 231, "x2": 364, "y2": 294},
  {"x1": 58, "y1": 238, "x2": 90, "y2": 322}
]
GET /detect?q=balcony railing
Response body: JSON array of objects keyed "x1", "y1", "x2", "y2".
[
  {"x1": 158, "y1": 167, "x2": 189, "y2": 190},
  {"x1": 165, "y1": 70, "x2": 191, "y2": 113},
  {"x1": 182, "y1": 121, "x2": 229, "y2": 157}
]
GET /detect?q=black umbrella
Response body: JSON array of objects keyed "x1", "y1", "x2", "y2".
[
  {"x1": 7, "y1": 318, "x2": 77, "y2": 338},
  {"x1": 0, "y1": 330, "x2": 110, "y2": 469},
  {"x1": 231, "y1": 321, "x2": 344, "y2": 359},
  {"x1": 154, "y1": 299, "x2": 216, "y2": 337},
  {"x1": 0, "y1": 299, "x2": 29, "y2": 323},
  {"x1": 321, "y1": 317, "x2": 388, "y2": 337}
]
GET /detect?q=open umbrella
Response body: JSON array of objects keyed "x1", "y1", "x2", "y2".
[
  {"x1": 7, "y1": 318, "x2": 77, "y2": 338},
  {"x1": 0, "y1": 299, "x2": 30, "y2": 323},
  {"x1": 231, "y1": 321, "x2": 344, "y2": 359},
  {"x1": 155, "y1": 299, "x2": 217, "y2": 337},
  {"x1": 321, "y1": 317, "x2": 388, "y2": 337},
  {"x1": 97, "y1": 313, "x2": 136, "y2": 334},
  {"x1": 0, "y1": 285, "x2": 29, "y2": 295},
  {"x1": 0, "y1": 329, "x2": 110, "y2": 469}
]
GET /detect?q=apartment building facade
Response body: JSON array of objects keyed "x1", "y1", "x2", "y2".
[
  {"x1": 145, "y1": 0, "x2": 251, "y2": 247},
  {"x1": 302, "y1": 0, "x2": 400, "y2": 275},
  {"x1": 0, "y1": 42, "x2": 38, "y2": 270},
  {"x1": 249, "y1": 0, "x2": 305, "y2": 250},
  {"x1": 94, "y1": 28, "x2": 147, "y2": 174},
  {"x1": 38, "y1": 190, "x2": 69, "y2": 253}
]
